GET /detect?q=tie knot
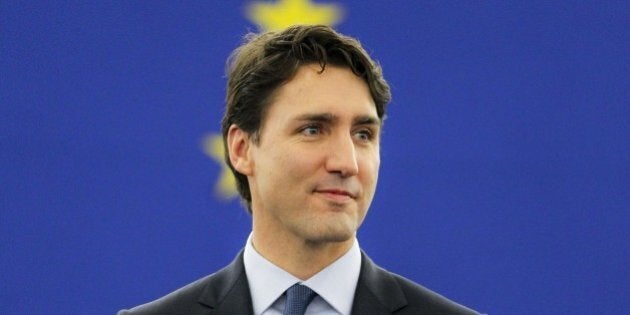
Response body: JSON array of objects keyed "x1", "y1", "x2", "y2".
[{"x1": 283, "y1": 283, "x2": 318, "y2": 315}]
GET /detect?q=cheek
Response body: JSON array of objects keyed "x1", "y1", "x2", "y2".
[
  {"x1": 265, "y1": 151, "x2": 321, "y2": 202},
  {"x1": 360, "y1": 153, "x2": 380, "y2": 183},
  {"x1": 284, "y1": 151, "x2": 321, "y2": 178}
]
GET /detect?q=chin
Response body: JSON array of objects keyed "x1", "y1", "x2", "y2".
[
  {"x1": 315, "y1": 232, "x2": 353, "y2": 243},
  {"x1": 299, "y1": 221, "x2": 358, "y2": 245}
]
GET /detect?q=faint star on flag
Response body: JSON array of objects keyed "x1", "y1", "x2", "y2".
[{"x1": 247, "y1": 0, "x2": 344, "y2": 31}]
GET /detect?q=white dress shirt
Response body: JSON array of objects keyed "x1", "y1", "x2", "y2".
[{"x1": 243, "y1": 234, "x2": 362, "y2": 315}]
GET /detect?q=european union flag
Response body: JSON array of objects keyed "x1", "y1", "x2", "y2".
[{"x1": 2, "y1": 1, "x2": 628, "y2": 314}]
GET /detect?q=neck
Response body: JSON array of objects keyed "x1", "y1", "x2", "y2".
[{"x1": 251, "y1": 226, "x2": 354, "y2": 280}]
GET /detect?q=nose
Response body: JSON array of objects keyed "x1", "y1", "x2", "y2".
[{"x1": 325, "y1": 134, "x2": 359, "y2": 177}]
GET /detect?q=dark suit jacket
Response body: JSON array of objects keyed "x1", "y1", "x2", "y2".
[{"x1": 119, "y1": 251, "x2": 480, "y2": 314}]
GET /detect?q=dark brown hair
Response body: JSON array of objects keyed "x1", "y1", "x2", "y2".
[{"x1": 221, "y1": 25, "x2": 391, "y2": 213}]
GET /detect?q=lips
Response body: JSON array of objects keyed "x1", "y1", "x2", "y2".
[
  {"x1": 313, "y1": 187, "x2": 358, "y2": 203},
  {"x1": 317, "y1": 188, "x2": 353, "y2": 197}
]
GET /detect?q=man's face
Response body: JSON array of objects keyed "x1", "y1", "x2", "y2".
[{"x1": 247, "y1": 64, "x2": 381, "y2": 244}]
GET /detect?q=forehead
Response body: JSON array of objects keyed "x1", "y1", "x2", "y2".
[{"x1": 264, "y1": 65, "x2": 378, "y2": 122}]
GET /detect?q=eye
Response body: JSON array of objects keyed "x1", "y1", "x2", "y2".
[
  {"x1": 354, "y1": 129, "x2": 374, "y2": 142},
  {"x1": 300, "y1": 124, "x2": 321, "y2": 136}
]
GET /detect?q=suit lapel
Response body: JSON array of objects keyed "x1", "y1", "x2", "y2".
[
  {"x1": 197, "y1": 250, "x2": 254, "y2": 315},
  {"x1": 192, "y1": 250, "x2": 409, "y2": 314},
  {"x1": 351, "y1": 251, "x2": 407, "y2": 314}
]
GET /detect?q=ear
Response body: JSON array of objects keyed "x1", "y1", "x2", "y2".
[{"x1": 226, "y1": 124, "x2": 254, "y2": 176}]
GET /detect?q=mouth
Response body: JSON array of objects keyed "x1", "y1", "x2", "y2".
[{"x1": 314, "y1": 188, "x2": 356, "y2": 202}]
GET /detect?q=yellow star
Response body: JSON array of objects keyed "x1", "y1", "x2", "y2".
[
  {"x1": 247, "y1": 0, "x2": 344, "y2": 31},
  {"x1": 201, "y1": 133, "x2": 238, "y2": 199}
]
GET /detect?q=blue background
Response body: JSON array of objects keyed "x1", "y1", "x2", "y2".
[{"x1": 2, "y1": 1, "x2": 628, "y2": 314}]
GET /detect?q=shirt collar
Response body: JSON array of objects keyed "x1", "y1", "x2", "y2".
[
  {"x1": 302, "y1": 239, "x2": 361, "y2": 315},
  {"x1": 243, "y1": 233, "x2": 362, "y2": 315}
]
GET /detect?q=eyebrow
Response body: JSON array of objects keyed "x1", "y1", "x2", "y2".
[
  {"x1": 294, "y1": 113, "x2": 382, "y2": 126},
  {"x1": 353, "y1": 115, "x2": 381, "y2": 126}
]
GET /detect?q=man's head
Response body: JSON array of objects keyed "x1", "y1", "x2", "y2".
[{"x1": 221, "y1": 25, "x2": 391, "y2": 213}]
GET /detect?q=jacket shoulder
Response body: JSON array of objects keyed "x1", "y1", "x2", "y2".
[
  {"x1": 389, "y1": 271, "x2": 480, "y2": 315},
  {"x1": 117, "y1": 273, "x2": 216, "y2": 315},
  {"x1": 118, "y1": 251, "x2": 250, "y2": 315},
  {"x1": 355, "y1": 252, "x2": 480, "y2": 314}
]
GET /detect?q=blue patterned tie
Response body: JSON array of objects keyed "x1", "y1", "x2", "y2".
[{"x1": 283, "y1": 283, "x2": 318, "y2": 315}]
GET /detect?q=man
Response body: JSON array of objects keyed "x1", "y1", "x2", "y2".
[{"x1": 119, "y1": 25, "x2": 480, "y2": 315}]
